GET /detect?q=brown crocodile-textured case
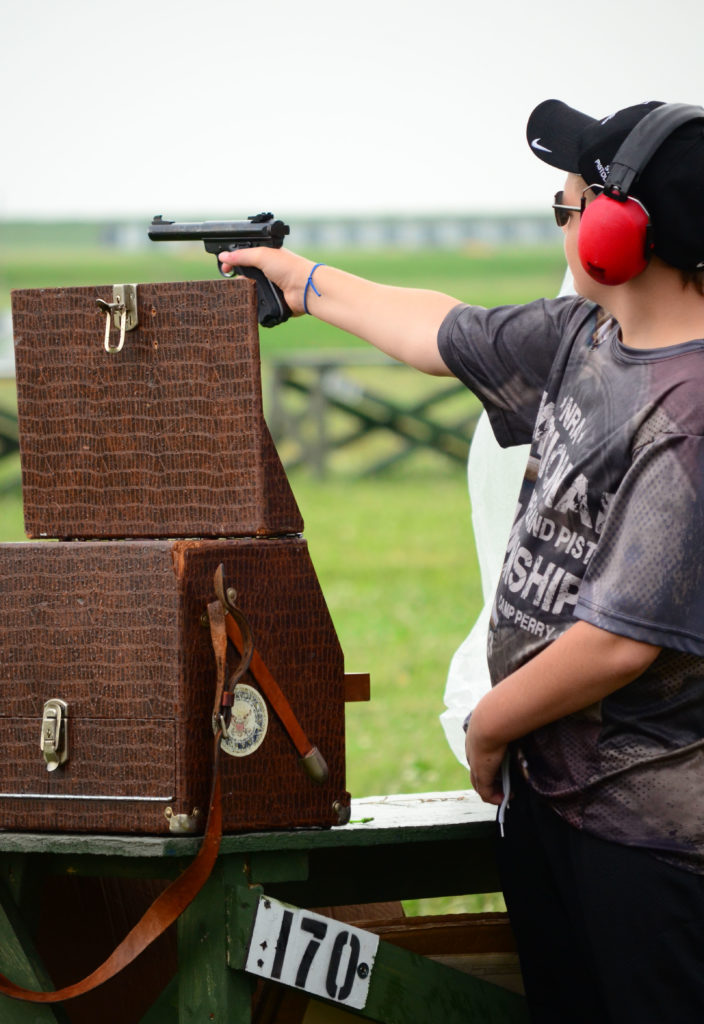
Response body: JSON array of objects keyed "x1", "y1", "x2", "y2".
[
  {"x1": 10, "y1": 278, "x2": 302, "y2": 540},
  {"x1": 5, "y1": 279, "x2": 354, "y2": 836},
  {"x1": 0, "y1": 537, "x2": 347, "y2": 834}
]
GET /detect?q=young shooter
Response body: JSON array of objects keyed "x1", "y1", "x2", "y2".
[{"x1": 221, "y1": 99, "x2": 704, "y2": 1021}]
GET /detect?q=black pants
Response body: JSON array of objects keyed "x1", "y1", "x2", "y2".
[{"x1": 496, "y1": 769, "x2": 704, "y2": 1024}]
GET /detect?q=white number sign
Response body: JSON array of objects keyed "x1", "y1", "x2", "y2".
[{"x1": 245, "y1": 895, "x2": 379, "y2": 1010}]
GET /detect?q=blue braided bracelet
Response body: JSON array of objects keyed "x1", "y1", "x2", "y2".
[{"x1": 303, "y1": 263, "x2": 325, "y2": 315}]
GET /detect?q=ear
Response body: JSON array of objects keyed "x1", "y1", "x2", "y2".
[{"x1": 578, "y1": 194, "x2": 652, "y2": 285}]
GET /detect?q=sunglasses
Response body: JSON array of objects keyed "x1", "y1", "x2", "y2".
[{"x1": 552, "y1": 185, "x2": 604, "y2": 227}]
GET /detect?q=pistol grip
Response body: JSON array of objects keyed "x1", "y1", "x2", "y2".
[{"x1": 221, "y1": 264, "x2": 291, "y2": 328}]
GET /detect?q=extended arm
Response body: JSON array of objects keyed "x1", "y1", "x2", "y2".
[
  {"x1": 219, "y1": 247, "x2": 459, "y2": 375},
  {"x1": 466, "y1": 620, "x2": 662, "y2": 803}
]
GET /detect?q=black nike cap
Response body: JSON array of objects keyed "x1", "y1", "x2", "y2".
[{"x1": 527, "y1": 98, "x2": 704, "y2": 271}]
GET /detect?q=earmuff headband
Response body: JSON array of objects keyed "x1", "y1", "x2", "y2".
[{"x1": 604, "y1": 103, "x2": 704, "y2": 198}]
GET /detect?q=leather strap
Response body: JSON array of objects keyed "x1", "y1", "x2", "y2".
[
  {"x1": 212, "y1": 562, "x2": 327, "y2": 782},
  {"x1": 0, "y1": 602, "x2": 229, "y2": 1005},
  {"x1": 223, "y1": 611, "x2": 329, "y2": 784},
  {"x1": 209, "y1": 597, "x2": 237, "y2": 732},
  {"x1": 224, "y1": 612, "x2": 311, "y2": 756}
]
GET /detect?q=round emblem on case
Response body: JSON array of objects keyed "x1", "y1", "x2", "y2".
[{"x1": 221, "y1": 683, "x2": 268, "y2": 757}]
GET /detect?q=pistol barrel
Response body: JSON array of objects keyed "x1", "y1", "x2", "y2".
[{"x1": 148, "y1": 214, "x2": 289, "y2": 245}]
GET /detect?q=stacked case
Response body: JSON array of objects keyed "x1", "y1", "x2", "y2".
[{"x1": 3, "y1": 278, "x2": 350, "y2": 834}]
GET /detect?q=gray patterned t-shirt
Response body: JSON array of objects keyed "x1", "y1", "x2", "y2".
[{"x1": 439, "y1": 295, "x2": 704, "y2": 872}]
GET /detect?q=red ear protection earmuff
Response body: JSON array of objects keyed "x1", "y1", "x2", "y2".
[
  {"x1": 577, "y1": 103, "x2": 704, "y2": 285},
  {"x1": 578, "y1": 193, "x2": 651, "y2": 286}
]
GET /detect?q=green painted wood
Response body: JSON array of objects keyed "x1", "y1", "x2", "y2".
[
  {"x1": 0, "y1": 794, "x2": 500, "y2": 909},
  {"x1": 0, "y1": 855, "x2": 32, "y2": 904},
  {"x1": 265, "y1": 835, "x2": 499, "y2": 906},
  {"x1": 0, "y1": 794, "x2": 508, "y2": 1022},
  {"x1": 226, "y1": 887, "x2": 527, "y2": 1024},
  {"x1": 177, "y1": 865, "x2": 254, "y2": 1024},
  {"x1": 0, "y1": 880, "x2": 70, "y2": 1024},
  {"x1": 357, "y1": 938, "x2": 529, "y2": 1024},
  {"x1": 248, "y1": 850, "x2": 309, "y2": 885},
  {"x1": 0, "y1": 854, "x2": 44, "y2": 936},
  {"x1": 0, "y1": 792, "x2": 493, "y2": 860},
  {"x1": 0, "y1": 853, "x2": 187, "y2": 883},
  {"x1": 225, "y1": 880, "x2": 262, "y2": 973}
]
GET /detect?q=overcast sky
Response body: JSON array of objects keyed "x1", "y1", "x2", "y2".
[{"x1": 2, "y1": 0, "x2": 702, "y2": 220}]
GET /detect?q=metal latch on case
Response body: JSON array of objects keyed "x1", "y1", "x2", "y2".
[
  {"x1": 40, "y1": 698, "x2": 69, "y2": 772},
  {"x1": 96, "y1": 283, "x2": 138, "y2": 353}
]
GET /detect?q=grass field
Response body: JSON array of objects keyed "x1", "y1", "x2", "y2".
[{"x1": 0, "y1": 233, "x2": 567, "y2": 914}]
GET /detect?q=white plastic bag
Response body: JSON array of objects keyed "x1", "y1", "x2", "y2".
[
  {"x1": 440, "y1": 413, "x2": 528, "y2": 766},
  {"x1": 440, "y1": 270, "x2": 574, "y2": 769}
]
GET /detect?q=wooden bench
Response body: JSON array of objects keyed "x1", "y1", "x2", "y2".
[{"x1": 0, "y1": 791, "x2": 526, "y2": 1023}]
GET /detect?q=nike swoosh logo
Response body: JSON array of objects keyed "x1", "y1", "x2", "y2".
[{"x1": 531, "y1": 138, "x2": 552, "y2": 153}]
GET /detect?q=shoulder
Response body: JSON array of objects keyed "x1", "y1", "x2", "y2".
[
  {"x1": 440, "y1": 294, "x2": 592, "y2": 345},
  {"x1": 617, "y1": 339, "x2": 704, "y2": 444}
]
